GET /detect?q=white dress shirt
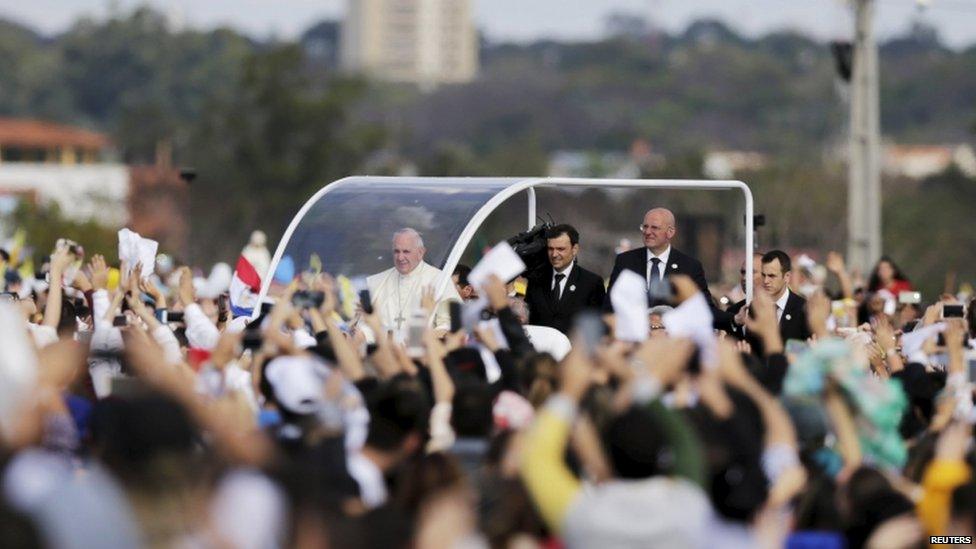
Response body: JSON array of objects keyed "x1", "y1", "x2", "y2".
[
  {"x1": 551, "y1": 261, "x2": 575, "y2": 300},
  {"x1": 645, "y1": 246, "x2": 671, "y2": 285},
  {"x1": 774, "y1": 289, "x2": 791, "y2": 322}
]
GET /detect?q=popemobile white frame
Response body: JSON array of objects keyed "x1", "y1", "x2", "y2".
[{"x1": 261, "y1": 177, "x2": 755, "y2": 307}]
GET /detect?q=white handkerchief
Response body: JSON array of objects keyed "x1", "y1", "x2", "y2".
[
  {"x1": 900, "y1": 322, "x2": 945, "y2": 358},
  {"x1": 137, "y1": 237, "x2": 158, "y2": 278},
  {"x1": 118, "y1": 228, "x2": 158, "y2": 278},
  {"x1": 117, "y1": 228, "x2": 139, "y2": 266},
  {"x1": 663, "y1": 292, "x2": 717, "y2": 368},
  {"x1": 468, "y1": 241, "x2": 526, "y2": 290},
  {"x1": 610, "y1": 270, "x2": 649, "y2": 342}
]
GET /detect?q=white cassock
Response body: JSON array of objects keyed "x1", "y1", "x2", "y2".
[{"x1": 366, "y1": 261, "x2": 461, "y2": 341}]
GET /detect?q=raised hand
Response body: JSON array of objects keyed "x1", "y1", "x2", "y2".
[
  {"x1": 743, "y1": 289, "x2": 782, "y2": 355},
  {"x1": 139, "y1": 277, "x2": 167, "y2": 309},
  {"x1": 943, "y1": 317, "x2": 965, "y2": 351},
  {"x1": 632, "y1": 336, "x2": 695, "y2": 386},
  {"x1": 72, "y1": 269, "x2": 93, "y2": 293},
  {"x1": 474, "y1": 323, "x2": 501, "y2": 352},
  {"x1": 88, "y1": 255, "x2": 109, "y2": 291},
  {"x1": 560, "y1": 348, "x2": 594, "y2": 402},
  {"x1": 128, "y1": 262, "x2": 143, "y2": 296},
  {"x1": 483, "y1": 274, "x2": 509, "y2": 310},
  {"x1": 49, "y1": 248, "x2": 72, "y2": 278},
  {"x1": 315, "y1": 273, "x2": 338, "y2": 315},
  {"x1": 874, "y1": 317, "x2": 897, "y2": 353},
  {"x1": 825, "y1": 251, "x2": 846, "y2": 274},
  {"x1": 921, "y1": 302, "x2": 942, "y2": 326},
  {"x1": 670, "y1": 274, "x2": 700, "y2": 304},
  {"x1": 178, "y1": 266, "x2": 195, "y2": 306},
  {"x1": 806, "y1": 291, "x2": 830, "y2": 338},
  {"x1": 421, "y1": 285, "x2": 436, "y2": 315}
]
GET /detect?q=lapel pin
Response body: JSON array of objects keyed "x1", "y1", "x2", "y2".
[
  {"x1": 785, "y1": 314, "x2": 792, "y2": 321},
  {"x1": 569, "y1": 285, "x2": 576, "y2": 292},
  {"x1": 671, "y1": 263, "x2": 677, "y2": 269}
]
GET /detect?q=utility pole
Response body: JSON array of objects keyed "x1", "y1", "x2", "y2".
[{"x1": 847, "y1": 0, "x2": 882, "y2": 273}]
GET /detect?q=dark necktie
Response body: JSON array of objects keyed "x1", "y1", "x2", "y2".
[
  {"x1": 647, "y1": 258, "x2": 662, "y2": 304},
  {"x1": 649, "y1": 257, "x2": 662, "y2": 286},
  {"x1": 552, "y1": 273, "x2": 566, "y2": 302}
]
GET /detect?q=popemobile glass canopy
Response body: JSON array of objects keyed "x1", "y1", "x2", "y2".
[{"x1": 262, "y1": 176, "x2": 755, "y2": 300}]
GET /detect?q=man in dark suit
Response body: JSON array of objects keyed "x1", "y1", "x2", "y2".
[
  {"x1": 525, "y1": 224, "x2": 606, "y2": 334},
  {"x1": 758, "y1": 249, "x2": 810, "y2": 343},
  {"x1": 604, "y1": 207, "x2": 712, "y2": 310}
]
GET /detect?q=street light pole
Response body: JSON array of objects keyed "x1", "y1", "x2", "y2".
[{"x1": 847, "y1": 0, "x2": 882, "y2": 273}]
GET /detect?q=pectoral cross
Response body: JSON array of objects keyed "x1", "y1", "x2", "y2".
[{"x1": 394, "y1": 313, "x2": 406, "y2": 330}]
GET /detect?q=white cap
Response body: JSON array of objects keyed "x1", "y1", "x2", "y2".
[{"x1": 264, "y1": 355, "x2": 328, "y2": 415}]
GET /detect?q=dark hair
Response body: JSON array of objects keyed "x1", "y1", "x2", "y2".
[
  {"x1": 761, "y1": 250, "x2": 792, "y2": 273},
  {"x1": 453, "y1": 264, "x2": 472, "y2": 287},
  {"x1": 393, "y1": 452, "x2": 466, "y2": 516},
  {"x1": 365, "y1": 383, "x2": 429, "y2": 451},
  {"x1": 90, "y1": 392, "x2": 199, "y2": 482},
  {"x1": 603, "y1": 406, "x2": 669, "y2": 479},
  {"x1": 450, "y1": 375, "x2": 495, "y2": 438},
  {"x1": 843, "y1": 466, "x2": 915, "y2": 548},
  {"x1": 520, "y1": 353, "x2": 559, "y2": 408},
  {"x1": 868, "y1": 256, "x2": 908, "y2": 292},
  {"x1": 0, "y1": 249, "x2": 9, "y2": 262},
  {"x1": 545, "y1": 224, "x2": 579, "y2": 246},
  {"x1": 57, "y1": 296, "x2": 77, "y2": 335}
]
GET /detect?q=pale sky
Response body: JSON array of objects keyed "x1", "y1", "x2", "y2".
[{"x1": 1, "y1": 0, "x2": 975, "y2": 48}]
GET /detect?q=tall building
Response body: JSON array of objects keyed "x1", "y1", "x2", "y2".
[{"x1": 341, "y1": 0, "x2": 478, "y2": 87}]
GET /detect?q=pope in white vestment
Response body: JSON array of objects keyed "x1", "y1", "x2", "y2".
[{"x1": 366, "y1": 228, "x2": 461, "y2": 341}]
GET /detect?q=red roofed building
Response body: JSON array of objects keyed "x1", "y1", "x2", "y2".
[
  {"x1": 0, "y1": 118, "x2": 189, "y2": 254},
  {"x1": 0, "y1": 118, "x2": 112, "y2": 164}
]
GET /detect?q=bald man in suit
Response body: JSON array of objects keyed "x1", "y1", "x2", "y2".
[{"x1": 604, "y1": 207, "x2": 712, "y2": 309}]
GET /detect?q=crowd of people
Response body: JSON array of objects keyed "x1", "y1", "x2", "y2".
[{"x1": 0, "y1": 207, "x2": 974, "y2": 549}]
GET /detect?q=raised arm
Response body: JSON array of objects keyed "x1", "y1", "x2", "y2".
[
  {"x1": 42, "y1": 249, "x2": 72, "y2": 328},
  {"x1": 825, "y1": 252, "x2": 853, "y2": 300},
  {"x1": 520, "y1": 348, "x2": 591, "y2": 532}
]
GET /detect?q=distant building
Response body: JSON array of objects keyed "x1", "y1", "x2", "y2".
[
  {"x1": 127, "y1": 145, "x2": 189, "y2": 257},
  {"x1": 882, "y1": 143, "x2": 976, "y2": 179},
  {"x1": 0, "y1": 118, "x2": 110, "y2": 165},
  {"x1": 341, "y1": 0, "x2": 478, "y2": 87},
  {"x1": 703, "y1": 150, "x2": 768, "y2": 180},
  {"x1": 302, "y1": 20, "x2": 341, "y2": 69},
  {"x1": 0, "y1": 119, "x2": 189, "y2": 254},
  {"x1": 0, "y1": 118, "x2": 128, "y2": 225}
]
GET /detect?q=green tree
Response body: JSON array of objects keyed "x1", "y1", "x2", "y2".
[
  {"x1": 57, "y1": 8, "x2": 253, "y2": 161},
  {"x1": 185, "y1": 45, "x2": 385, "y2": 263},
  {"x1": 884, "y1": 167, "x2": 976, "y2": 297}
]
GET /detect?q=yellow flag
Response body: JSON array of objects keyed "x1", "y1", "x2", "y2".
[
  {"x1": 336, "y1": 275, "x2": 356, "y2": 319},
  {"x1": 309, "y1": 253, "x2": 323, "y2": 275},
  {"x1": 8, "y1": 228, "x2": 26, "y2": 265}
]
